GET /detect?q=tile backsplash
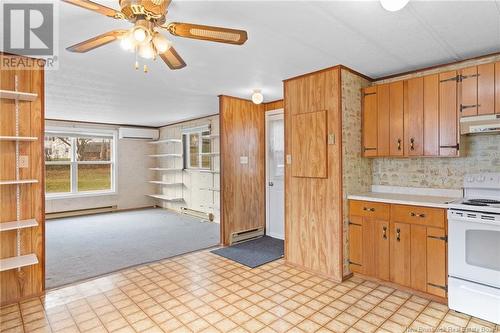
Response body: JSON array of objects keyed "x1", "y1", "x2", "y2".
[{"x1": 372, "y1": 134, "x2": 500, "y2": 189}]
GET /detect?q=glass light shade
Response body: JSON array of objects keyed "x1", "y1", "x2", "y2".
[
  {"x1": 251, "y1": 90, "x2": 264, "y2": 105},
  {"x1": 380, "y1": 0, "x2": 410, "y2": 11},
  {"x1": 152, "y1": 33, "x2": 171, "y2": 53},
  {"x1": 138, "y1": 43, "x2": 154, "y2": 59},
  {"x1": 120, "y1": 34, "x2": 135, "y2": 51},
  {"x1": 133, "y1": 27, "x2": 147, "y2": 43}
]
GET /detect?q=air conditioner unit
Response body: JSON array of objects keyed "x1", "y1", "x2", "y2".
[{"x1": 118, "y1": 127, "x2": 159, "y2": 140}]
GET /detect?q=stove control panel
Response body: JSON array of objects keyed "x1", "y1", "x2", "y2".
[{"x1": 464, "y1": 173, "x2": 500, "y2": 189}]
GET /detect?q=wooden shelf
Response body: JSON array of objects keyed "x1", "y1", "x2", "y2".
[
  {"x1": 148, "y1": 154, "x2": 183, "y2": 158},
  {"x1": 149, "y1": 168, "x2": 183, "y2": 171},
  {"x1": 0, "y1": 254, "x2": 38, "y2": 272},
  {"x1": 200, "y1": 152, "x2": 220, "y2": 156},
  {"x1": 0, "y1": 179, "x2": 38, "y2": 185},
  {"x1": 0, "y1": 136, "x2": 38, "y2": 142},
  {"x1": 149, "y1": 138, "x2": 182, "y2": 144},
  {"x1": 0, "y1": 219, "x2": 38, "y2": 232},
  {"x1": 149, "y1": 181, "x2": 183, "y2": 186},
  {"x1": 0, "y1": 89, "x2": 38, "y2": 101},
  {"x1": 147, "y1": 194, "x2": 184, "y2": 202},
  {"x1": 200, "y1": 188, "x2": 220, "y2": 192}
]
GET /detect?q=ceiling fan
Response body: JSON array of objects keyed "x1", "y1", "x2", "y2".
[{"x1": 63, "y1": 0, "x2": 248, "y2": 71}]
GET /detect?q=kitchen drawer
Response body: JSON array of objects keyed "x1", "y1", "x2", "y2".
[
  {"x1": 349, "y1": 200, "x2": 390, "y2": 220},
  {"x1": 391, "y1": 204, "x2": 445, "y2": 228}
]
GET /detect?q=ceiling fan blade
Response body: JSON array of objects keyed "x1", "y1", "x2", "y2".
[
  {"x1": 62, "y1": 0, "x2": 124, "y2": 19},
  {"x1": 67, "y1": 30, "x2": 128, "y2": 53},
  {"x1": 159, "y1": 47, "x2": 186, "y2": 70},
  {"x1": 165, "y1": 22, "x2": 248, "y2": 45}
]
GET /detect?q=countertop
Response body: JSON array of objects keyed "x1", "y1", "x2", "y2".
[{"x1": 348, "y1": 192, "x2": 459, "y2": 209}]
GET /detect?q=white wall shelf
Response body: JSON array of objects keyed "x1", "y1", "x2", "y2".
[
  {"x1": 0, "y1": 219, "x2": 38, "y2": 232},
  {"x1": 149, "y1": 181, "x2": 183, "y2": 186},
  {"x1": 0, "y1": 179, "x2": 38, "y2": 185},
  {"x1": 0, "y1": 89, "x2": 38, "y2": 101},
  {"x1": 149, "y1": 138, "x2": 182, "y2": 144},
  {"x1": 148, "y1": 154, "x2": 183, "y2": 158},
  {"x1": 0, "y1": 254, "x2": 38, "y2": 272},
  {"x1": 0, "y1": 136, "x2": 38, "y2": 142},
  {"x1": 147, "y1": 194, "x2": 184, "y2": 202},
  {"x1": 149, "y1": 167, "x2": 183, "y2": 171}
]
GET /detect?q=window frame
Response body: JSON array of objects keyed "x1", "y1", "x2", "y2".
[
  {"x1": 45, "y1": 127, "x2": 117, "y2": 198},
  {"x1": 183, "y1": 126, "x2": 211, "y2": 170}
]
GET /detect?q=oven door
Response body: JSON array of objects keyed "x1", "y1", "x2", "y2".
[{"x1": 448, "y1": 211, "x2": 500, "y2": 288}]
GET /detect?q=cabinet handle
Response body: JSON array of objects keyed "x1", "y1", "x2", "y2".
[
  {"x1": 363, "y1": 207, "x2": 375, "y2": 212},
  {"x1": 397, "y1": 139, "x2": 402, "y2": 151},
  {"x1": 410, "y1": 138, "x2": 415, "y2": 151},
  {"x1": 382, "y1": 226, "x2": 387, "y2": 239},
  {"x1": 410, "y1": 212, "x2": 426, "y2": 218},
  {"x1": 396, "y1": 228, "x2": 401, "y2": 242}
]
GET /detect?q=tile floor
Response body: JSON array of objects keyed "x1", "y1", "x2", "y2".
[{"x1": 1, "y1": 250, "x2": 499, "y2": 333}]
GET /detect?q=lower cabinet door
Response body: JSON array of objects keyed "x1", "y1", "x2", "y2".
[
  {"x1": 411, "y1": 225, "x2": 427, "y2": 292},
  {"x1": 427, "y1": 227, "x2": 447, "y2": 297},
  {"x1": 374, "y1": 220, "x2": 390, "y2": 281},
  {"x1": 349, "y1": 216, "x2": 363, "y2": 273},
  {"x1": 390, "y1": 222, "x2": 411, "y2": 286}
]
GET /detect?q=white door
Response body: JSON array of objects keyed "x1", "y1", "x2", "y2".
[{"x1": 266, "y1": 111, "x2": 285, "y2": 240}]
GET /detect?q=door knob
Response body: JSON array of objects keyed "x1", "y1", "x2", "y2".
[{"x1": 268, "y1": 182, "x2": 274, "y2": 186}]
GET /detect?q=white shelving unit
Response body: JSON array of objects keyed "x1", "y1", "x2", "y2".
[
  {"x1": 0, "y1": 254, "x2": 39, "y2": 272},
  {"x1": 0, "y1": 179, "x2": 38, "y2": 185},
  {"x1": 0, "y1": 219, "x2": 38, "y2": 232},
  {"x1": 147, "y1": 194, "x2": 184, "y2": 202},
  {"x1": 0, "y1": 76, "x2": 39, "y2": 273},
  {"x1": 0, "y1": 89, "x2": 38, "y2": 101},
  {"x1": 0, "y1": 136, "x2": 38, "y2": 141}
]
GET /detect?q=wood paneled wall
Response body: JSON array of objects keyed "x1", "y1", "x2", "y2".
[
  {"x1": 284, "y1": 67, "x2": 344, "y2": 281},
  {"x1": 1, "y1": 54, "x2": 45, "y2": 305}
]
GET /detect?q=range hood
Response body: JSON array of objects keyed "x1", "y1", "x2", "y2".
[{"x1": 460, "y1": 114, "x2": 500, "y2": 135}]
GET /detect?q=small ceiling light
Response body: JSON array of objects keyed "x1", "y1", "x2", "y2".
[
  {"x1": 152, "y1": 32, "x2": 171, "y2": 53},
  {"x1": 120, "y1": 34, "x2": 135, "y2": 51},
  {"x1": 251, "y1": 89, "x2": 264, "y2": 104},
  {"x1": 133, "y1": 27, "x2": 148, "y2": 43},
  {"x1": 139, "y1": 43, "x2": 154, "y2": 59},
  {"x1": 380, "y1": 0, "x2": 410, "y2": 12}
]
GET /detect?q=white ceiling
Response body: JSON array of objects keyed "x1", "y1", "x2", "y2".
[{"x1": 47, "y1": 0, "x2": 500, "y2": 127}]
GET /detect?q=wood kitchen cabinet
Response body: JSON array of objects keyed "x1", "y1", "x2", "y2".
[
  {"x1": 349, "y1": 200, "x2": 448, "y2": 299},
  {"x1": 460, "y1": 63, "x2": 496, "y2": 117},
  {"x1": 496, "y1": 62, "x2": 500, "y2": 114},
  {"x1": 362, "y1": 86, "x2": 378, "y2": 156},
  {"x1": 405, "y1": 77, "x2": 424, "y2": 156},
  {"x1": 439, "y1": 70, "x2": 459, "y2": 156}
]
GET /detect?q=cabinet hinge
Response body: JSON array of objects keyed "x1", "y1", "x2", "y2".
[
  {"x1": 349, "y1": 260, "x2": 362, "y2": 266},
  {"x1": 349, "y1": 221, "x2": 362, "y2": 226},
  {"x1": 460, "y1": 73, "x2": 480, "y2": 81},
  {"x1": 427, "y1": 283, "x2": 448, "y2": 292},
  {"x1": 427, "y1": 235, "x2": 448, "y2": 242},
  {"x1": 440, "y1": 75, "x2": 460, "y2": 83},
  {"x1": 439, "y1": 143, "x2": 459, "y2": 151},
  {"x1": 460, "y1": 104, "x2": 480, "y2": 112},
  {"x1": 363, "y1": 92, "x2": 376, "y2": 96}
]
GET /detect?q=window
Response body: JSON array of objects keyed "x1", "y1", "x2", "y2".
[
  {"x1": 184, "y1": 129, "x2": 211, "y2": 169},
  {"x1": 45, "y1": 131, "x2": 116, "y2": 196}
]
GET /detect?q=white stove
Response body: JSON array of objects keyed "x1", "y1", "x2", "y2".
[{"x1": 448, "y1": 173, "x2": 500, "y2": 325}]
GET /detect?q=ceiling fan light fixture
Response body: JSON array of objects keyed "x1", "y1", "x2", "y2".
[
  {"x1": 152, "y1": 32, "x2": 171, "y2": 53},
  {"x1": 120, "y1": 34, "x2": 135, "y2": 51},
  {"x1": 133, "y1": 27, "x2": 148, "y2": 43},
  {"x1": 380, "y1": 0, "x2": 410, "y2": 11},
  {"x1": 251, "y1": 89, "x2": 264, "y2": 105},
  {"x1": 139, "y1": 43, "x2": 154, "y2": 59}
]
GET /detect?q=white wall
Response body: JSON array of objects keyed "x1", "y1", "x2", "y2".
[
  {"x1": 45, "y1": 120, "x2": 155, "y2": 213},
  {"x1": 157, "y1": 115, "x2": 220, "y2": 222}
]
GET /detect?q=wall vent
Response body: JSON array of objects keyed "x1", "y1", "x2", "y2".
[{"x1": 230, "y1": 227, "x2": 264, "y2": 245}]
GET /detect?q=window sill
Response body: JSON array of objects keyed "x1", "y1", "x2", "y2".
[{"x1": 46, "y1": 191, "x2": 117, "y2": 200}]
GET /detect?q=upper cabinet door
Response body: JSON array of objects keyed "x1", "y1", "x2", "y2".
[
  {"x1": 377, "y1": 84, "x2": 390, "y2": 156},
  {"x1": 496, "y1": 62, "x2": 500, "y2": 114},
  {"x1": 460, "y1": 66, "x2": 478, "y2": 117},
  {"x1": 405, "y1": 77, "x2": 424, "y2": 156},
  {"x1": 389, "y1": 81, "x2": 404, "y2": 156},
  {"x1": 423, "y1": 74, "x2": 439, "y2": 156},
  {"x1": 362, "y1": 87, "x2": 378, "y2": 157},
  {"x1": 478, "y1": 63, "x2": 495, "y2": 115},
  {"x1": 439, "y1": 71, "x2": 459, "y2": 157}
]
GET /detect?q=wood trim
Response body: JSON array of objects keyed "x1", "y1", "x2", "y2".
[
  {"x1": 283, "y1": 64, "x2": 373, "y2": 83},
  {"x1": 375, "y1": 51, "x2": 500, "y2": 82},
  {"x1": 219, "y1": 97, "x2": 225, "y2": 246},
  {"x1": 337, "y1": 68, "x2": 344, "y2": 279}
]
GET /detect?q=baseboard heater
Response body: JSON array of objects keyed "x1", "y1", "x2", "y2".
[
  {"x1": 230, "y1": 227, "x2": 264, "y2": 245},
  {"x1": 180, "y1": 207, "x2": 214, "y2": 222},
  {"x1": 46, "y1": 205, "x2": 117, "y2": 219}
]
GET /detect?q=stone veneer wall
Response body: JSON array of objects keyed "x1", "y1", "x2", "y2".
[
  {"x1": 341, "y1": 69, "x2": 372, "y2": 276},
  {"x1": 372, "y1": 134, "x2": 500, "y2": 189}
]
